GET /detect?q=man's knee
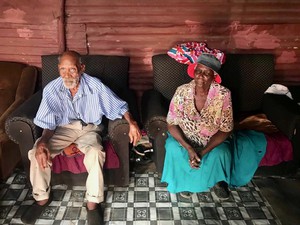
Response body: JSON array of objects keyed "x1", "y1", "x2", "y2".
[{"x1": 28, "y1": 149, "x2": 37, "y2": 161}]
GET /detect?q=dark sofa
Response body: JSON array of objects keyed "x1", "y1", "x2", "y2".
[
  {"x1": 5, "y1": 54, "x2": 140, "y2": 186},
  {"x1": 141, "y1": 53, "x2": 300, "y2": 177}
]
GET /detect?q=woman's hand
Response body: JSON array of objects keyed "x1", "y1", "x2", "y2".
[{"x1": 187, "y1": 148, "x2": 201, "y2": 169}]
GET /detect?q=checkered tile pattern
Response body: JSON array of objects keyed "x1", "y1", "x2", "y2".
[{"x1": 0, "y1": 169, "x2": 281, "y2": 225}]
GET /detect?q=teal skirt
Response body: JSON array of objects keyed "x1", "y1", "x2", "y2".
[{"x1": 161, "y1": 130, "x2": 267, "y2": 193}]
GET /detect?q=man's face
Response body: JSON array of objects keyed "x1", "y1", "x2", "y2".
[{"x1": 58, "y1": 55, "x2": 84, "y2": 89}]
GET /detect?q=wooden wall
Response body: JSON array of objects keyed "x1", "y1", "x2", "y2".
[{"x1": 1, "y1": 0, "x2": 300, "y2": 101}]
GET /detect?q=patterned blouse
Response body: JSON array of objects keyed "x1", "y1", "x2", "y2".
[{"x1": 167, "y1": 80, "x2": 233, "y2": 147}]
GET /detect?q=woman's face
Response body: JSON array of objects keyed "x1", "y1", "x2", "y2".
[
  {"x1": 58, "y1": 55, "x2": 84, "y2": 89},
  {"x1": 194, "y1": 64, "x2": 214, "y2": 88}
]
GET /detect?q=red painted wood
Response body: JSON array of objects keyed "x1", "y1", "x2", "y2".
[{"x1": 0, "y1": 0, "x2": 299, "y2": 99}]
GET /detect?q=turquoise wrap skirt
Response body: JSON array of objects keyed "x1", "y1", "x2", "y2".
[{"x1": 161, "y1": 130, "x2": 267, "y2": 193}]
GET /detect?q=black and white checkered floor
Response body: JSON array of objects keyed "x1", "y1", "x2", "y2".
[{"x1": 0, "y1": 169, "x2": 281, "y2": 225}]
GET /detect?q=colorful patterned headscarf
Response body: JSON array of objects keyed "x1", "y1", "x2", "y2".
[
  {"x1": 167, "y1": 42, "x2": 225, "y2": 83},
  {"x1": 167, "y1": 42, "x2": 225, "y2": 65}
]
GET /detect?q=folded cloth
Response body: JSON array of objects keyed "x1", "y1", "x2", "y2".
[
  {"x1": 51, "y1": 140, "x2": 120, "y2": 174},
  {"x1": 259, "y1": 132, "x2": 293, "y2": 167},
  {"x1": 63, "y1": 143, "x2": 83, "y2": 157},
  {"x1": 264, "y1": 84, "x2": 293, "y2": 100},
  {"x1": 167, "y1": 42, "x2": 225, "y2": 65}
]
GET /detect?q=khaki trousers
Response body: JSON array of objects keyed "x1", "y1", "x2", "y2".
[{"x1": 28, "y1": 121, "x2": 105, "y2": 203}]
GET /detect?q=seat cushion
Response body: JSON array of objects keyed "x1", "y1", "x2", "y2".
[{"x1": 51, "y1": 140, "x2": 120, "y2": 174}]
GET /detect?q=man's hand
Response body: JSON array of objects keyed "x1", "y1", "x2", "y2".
[
  {"x1": 129, "y1": 122, "x2": 142, "y2": 146},
  {"x1": 35, "y1": 141, "x2": 51, "y2": 170},
  {"x1": 123, "y1": 111, "x2": 142, "y2": 146},
  {"x1": 34, "y1": 129, "x2": 55, "y2": 170}
]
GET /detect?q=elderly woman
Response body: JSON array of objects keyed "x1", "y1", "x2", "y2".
[{"x1": 161, "y1": 53, "x2": 267, "y2": 199}]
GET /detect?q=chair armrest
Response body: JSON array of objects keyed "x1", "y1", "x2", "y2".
[
  {"x1": 5, "y1": 91, "x2": 43, "y2": 145},
  {"x1": 108, "y1": 118, "x2": 129, "y2": 140},
  {"x1": 262, "y1": 93, "x2": 300, "y2": 139},
  {"x1": 141, "y1": 89, "x2": 169, "y2": 139},
  {"x1": 0, "y1": 98, "x2": 27, "y2": 131},
  {"x1": 107, "y1": 118, "x2": 130, "y2": 185}
]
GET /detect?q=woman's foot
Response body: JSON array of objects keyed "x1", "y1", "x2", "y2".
[
  {"x1": 213, "y1": 181, "x2": 230, "y2": 200},
  {"x1": 180, "y1": 191, "x2": 192, "y2": 199}
]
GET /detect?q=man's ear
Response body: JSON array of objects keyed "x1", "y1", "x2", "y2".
[{"x1": 79, "y1": 64, "x2": 85, "y2": 74}]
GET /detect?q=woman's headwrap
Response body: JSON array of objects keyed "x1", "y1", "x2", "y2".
[{"x1": 167, "y1": 42, "x2": 225, "y2": 83}]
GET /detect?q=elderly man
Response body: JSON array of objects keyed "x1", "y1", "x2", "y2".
[{"x1": 21, "y1": 50, "x2": 141, "y2": 225}]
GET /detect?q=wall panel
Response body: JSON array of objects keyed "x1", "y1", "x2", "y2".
[
  {"x1": 65, "y1": 0, "x2": 300, "y2": 101},
  {"x1": 0, "y1": 0, "x2": 299, "y2": 105},
  {"x1": 0, "y1": 0, "x2": 63, "y2": 67}
]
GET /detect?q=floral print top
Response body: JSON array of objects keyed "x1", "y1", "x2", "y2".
[{"x1": 167, "y1": 80, "x2": 233, "y2": 147}]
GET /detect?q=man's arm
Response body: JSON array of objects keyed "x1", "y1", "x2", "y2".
[
  {"x1": 35, "y1": 129, "x2": 55, "y2": 170},
  {"x1": 123, "y1": 111, "x2": 141, "y2": 146}
]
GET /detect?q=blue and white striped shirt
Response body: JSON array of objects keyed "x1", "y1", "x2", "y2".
[{"x1": 34, "y1": 73, "x2": 128, "y2": 130}]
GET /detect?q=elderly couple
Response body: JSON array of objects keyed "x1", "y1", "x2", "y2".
[{"x1": 21, "y1": 50, "x2": 265, "y2": 224}]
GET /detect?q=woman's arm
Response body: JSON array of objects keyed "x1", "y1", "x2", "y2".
[
  {"x1": 200, "y1": 130, "x2": 231, "y2": 157},
  {"x1": 168, "y1": 124, "x2": 201, "y2": 168}
]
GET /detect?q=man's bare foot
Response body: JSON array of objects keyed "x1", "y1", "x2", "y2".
[
  {"x1": 87, "y1": 201, "x2": 97, "y2": 210},
  {"x1": 37, "y1": 198, "x2": 49, "y2": 206}
]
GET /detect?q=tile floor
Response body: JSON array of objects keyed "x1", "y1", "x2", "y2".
[{"x1": 0, "y1": 167, "x2": 282, "y2": 225}]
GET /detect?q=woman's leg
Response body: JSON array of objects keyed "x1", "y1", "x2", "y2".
[{"x1": 161, "y1": 133, "x2": 232, "y2": 194}]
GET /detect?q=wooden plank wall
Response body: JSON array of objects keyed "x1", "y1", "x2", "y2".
[
  {"x1": 0, "y1": 0, "x2": 64, "y2": 66},
  {"x1": 65, "y1": 0, "x2": 300, "y2": 100},
  {"x1": 0, "y1": 0, "x2": 300, "y2": 102}
]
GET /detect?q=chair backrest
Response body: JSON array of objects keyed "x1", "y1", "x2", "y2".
[
  {"x1": 220, "y1": 54, "x2": 274, "y2": 114},
  {"x1": 152, "y1": 53, "x2": 274, "y2": 115},
  {"x1": 0, "y1": 62, "x2": 27, "y2": 115},
  {"x1": 152, "y1": 54, "x2": 192, "y2": 100},
  {"x1": 41, "y1": 55, "x2": 130, "y2": 94}
]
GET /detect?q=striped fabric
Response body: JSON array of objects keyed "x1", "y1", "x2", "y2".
[{"x1": 34, "y1": 73, "x2": 128, "y2": 130}]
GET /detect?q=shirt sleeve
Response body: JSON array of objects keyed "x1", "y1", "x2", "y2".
[
  {"x1": 219, "y1": 90, "x2": 234, "y2": 132},
  {"x1": 34, "y1": 89, "x2": 61, "y2": 130},
  {"x1": 166, "y1": 87, "x2": 184, "y2": 125},
  {"x1": 98, "y1": 83, "x2": 129, "y2": 120}
]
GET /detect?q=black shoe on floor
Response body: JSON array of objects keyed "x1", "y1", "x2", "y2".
[
  {"x1": 87, "y1": 206, "x2": 103, "y2": 225},
  {"x1": 213, "y1": 181, "x2": 230, "y2": 200},
  {"x1": 21, "y1": 196, "x2": 52, "y2": 224}
]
